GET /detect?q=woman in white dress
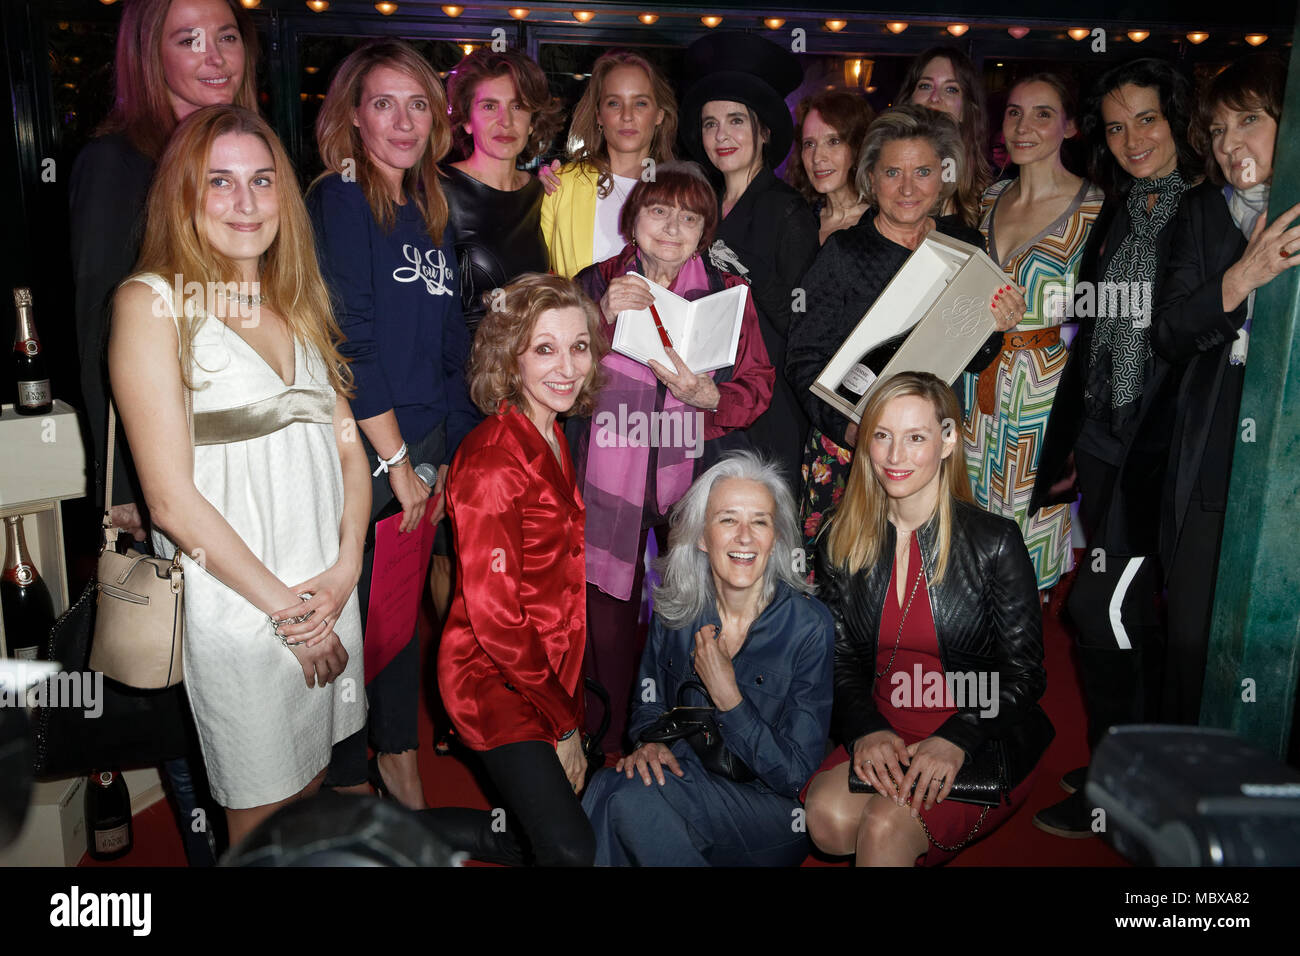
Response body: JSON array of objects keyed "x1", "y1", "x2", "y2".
[{"x1": 109, "y1": 105, "x2": 370, "y2": 846}]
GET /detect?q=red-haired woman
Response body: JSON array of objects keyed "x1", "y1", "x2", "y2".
[
  {"x1": 109, "y1": 106, "x2": 370, "y2": 848},
  {"x1": 69, "y1": 0, "x2": 261, "y2": 865},
  {"x1": 789, "y1": 89, "x2": 875, "y2": 245},
  {"x1": 569, "y1": 160, "x2": 774, "y2": 755},
  {"x1": 426, "y1": 274, "x2": 607, "y2": 866},
  {"x1": 72, "y1": 0, "x2": 259, "y2": 548}
]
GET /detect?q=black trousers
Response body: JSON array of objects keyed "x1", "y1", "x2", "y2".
[
  {"x1": 1067, "y1": 449, "x2": 1165, "y2": 751},
  {"x1": 420, "y1": 741, "x2": 595, "y2": 867},
  {"x1": 1162, "y1": 492, "x2": 1224, "y2": 725}
]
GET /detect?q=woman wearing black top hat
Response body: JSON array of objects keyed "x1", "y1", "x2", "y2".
[{"x1": 680, "y1": 33, "x2": 820, "y2": 498}]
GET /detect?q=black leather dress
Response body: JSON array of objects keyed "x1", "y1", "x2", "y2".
[
  {"x1": 440, "y1": 164, "x2": 549, "y2": 334},
  {"x1": 816, "y1": 499, "x2": 1053, "y2": 791}
]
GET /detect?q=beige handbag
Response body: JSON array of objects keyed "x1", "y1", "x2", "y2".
[{"x1": 87, "y1": 394, "x2": 191, "y2": 689}]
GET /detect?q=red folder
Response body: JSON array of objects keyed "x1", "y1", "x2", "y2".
[{"x1": 364, "y1": 513, "x2": 437, "y2": 683}]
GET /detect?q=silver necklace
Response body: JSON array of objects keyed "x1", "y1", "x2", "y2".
[
  {"x1": 218, "y1": 288, "x2": 267, "y2": 307},
  {"x1": 876, "y1": 540, "x2": 926, "y2": 679}
]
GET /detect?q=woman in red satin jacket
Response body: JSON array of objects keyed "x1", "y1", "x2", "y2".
[{"x1": 428, "y1": 273, "x2": 607, "y2": 866}]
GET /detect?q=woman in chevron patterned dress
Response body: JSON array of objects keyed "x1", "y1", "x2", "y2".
[{"x1": 961, "y1": 74, "x2": 1104, "y2": 590}]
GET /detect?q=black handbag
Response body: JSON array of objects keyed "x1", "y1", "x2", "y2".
[
  {"x1": 846, "y1": 705, "x2": 1055, "y2": 808},
  {"x1": 638, "y1": 680, "x2": 755, "y2": 783},
  {"x1": 32, "y1": 577, "x2": 191, "y2": 779},
  {"x1": 582, "y1": 676, "x2": 611, "y2": 787}
]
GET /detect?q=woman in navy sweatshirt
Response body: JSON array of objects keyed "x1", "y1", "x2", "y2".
[{"x1": 308, "y1": 39, "x2": 477, "y2": 809}]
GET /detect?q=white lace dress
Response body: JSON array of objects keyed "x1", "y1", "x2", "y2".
[{"x1": 137, "y1": 273, "x2": 366, "y2": 809}]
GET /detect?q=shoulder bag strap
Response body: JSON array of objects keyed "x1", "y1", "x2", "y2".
[{"x1": 103, "y1": 280, "x2": 195, "y2": 550}]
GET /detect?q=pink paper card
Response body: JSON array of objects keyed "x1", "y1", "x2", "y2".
[{"x1": 364, "y1": 513, "x2": 437, "y2": 683}]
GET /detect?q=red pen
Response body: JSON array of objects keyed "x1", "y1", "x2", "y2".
[{"x1": 649, "y1": 303, "x2": 675, "y2": 351}]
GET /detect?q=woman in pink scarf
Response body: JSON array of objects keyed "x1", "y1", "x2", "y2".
[{"x1": 570, "y1": 161, "x2": 774, "y2": 756}]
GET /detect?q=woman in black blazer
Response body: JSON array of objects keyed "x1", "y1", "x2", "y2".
[
  {"x1": 679, "y1": 32, "x2": 820, "y2": 497},
  {"x1": 804, "y1": 373, "x2": 1052, "y2": 866},
  {"x1": 1151, "y1": 54, "x2": 1299, "y2": 725},
  {"x1": 1028, "y1": 58, "x2": 1201, "y2": 838}
]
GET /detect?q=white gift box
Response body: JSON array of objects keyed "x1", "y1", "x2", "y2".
[{"x1": 811, "y1": 233, "x2": 1005, "y2": 424}]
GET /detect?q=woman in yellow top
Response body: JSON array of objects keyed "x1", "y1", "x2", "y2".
[{"x1": 540, "y1": 50, "x2": 678, "y2": 278}]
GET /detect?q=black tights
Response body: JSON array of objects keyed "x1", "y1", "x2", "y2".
[{"x1": 420, "y1": 741, "x2": 594, "y2": 867}]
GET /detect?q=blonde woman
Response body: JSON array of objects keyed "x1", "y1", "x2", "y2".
[
  {"x1": 307, "y1": 39, "x2": 478, "y2": 809},
  {"x1": 803, "y1": 373, "x2": 1051, "y2": 866},
  {"x1": 540, "y1": 50, "x2": 678, "y2": 278},
  {"x1": 109, "y1": 106, "x2": 369, "y2": 846}
]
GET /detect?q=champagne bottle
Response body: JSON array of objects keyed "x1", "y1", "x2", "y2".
[
  {"x1": 12, "y1": 287, "x2": 53, "y2": 416},
  {"x1": 2, "y1": 514, "x2": 54, "y2": 661},
  {"x1": 834, "y1": 333, "x2": 909, "y2": 404},
  {"x1": 85, "y1": 770, "x2": 133, "y2": 861}
]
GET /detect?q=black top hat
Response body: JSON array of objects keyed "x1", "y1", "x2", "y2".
[{"x1": 679, "y1": 32, "x2": 804, "y2": 169}]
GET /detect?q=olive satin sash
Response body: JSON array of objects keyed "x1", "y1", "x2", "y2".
[{"x1": 193, "y1": 387, "x2": 335, "y2": 446}]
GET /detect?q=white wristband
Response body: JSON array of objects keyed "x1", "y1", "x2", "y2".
[{"x1": 373, "y1": 441, "x2": 409, "y2": 477}]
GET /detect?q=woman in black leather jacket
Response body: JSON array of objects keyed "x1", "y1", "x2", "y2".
[
  {"x1": 442, "y1": 48, "x2": 563, "y2": 335},
  {"x1": 804, "y1": 372, "x2": 1052, "y2": 865}
]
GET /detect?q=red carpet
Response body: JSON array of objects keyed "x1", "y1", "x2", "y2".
[{"x1": 80, "y1": 565, "x2": 1125, "y2": 868}]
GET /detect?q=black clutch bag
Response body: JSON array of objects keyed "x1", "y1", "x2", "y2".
[
  {"x1": 639, "y1": 680, "x2": 755, "y2": 784},
  {"x1": 848, "y1": 739, "x2": 1003, "y2": 807},
  {"x1": 846, "y1": 706, "x2": 1054, "y2": 808}
]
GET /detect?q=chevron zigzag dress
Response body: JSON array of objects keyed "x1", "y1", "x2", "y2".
[{"x1": 960, "y1": 179, "x2": 1104, "y2": 590}]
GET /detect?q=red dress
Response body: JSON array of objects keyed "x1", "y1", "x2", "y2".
[
  {"x1": 437, "y1": 404, "x2": 587, "y2": 751},
  {"x1": 815, "y1": 534, "x2": 1036, "y2": 865}
]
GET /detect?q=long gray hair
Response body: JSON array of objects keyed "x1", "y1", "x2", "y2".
[{"x1": 653, "y1": 451, "x2": 812, "y2": 629}]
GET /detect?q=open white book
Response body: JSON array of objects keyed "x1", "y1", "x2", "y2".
[{"x1": 610, "y1": 273, "x2": 748, "y2": 374}]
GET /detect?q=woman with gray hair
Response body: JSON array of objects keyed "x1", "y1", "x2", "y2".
[
  {"x1": 581, "y1": 451, "x2": 834, "y2": 865},
  {"x1": 786, "y1": 105, "x2": 1022, "y2": 562}
]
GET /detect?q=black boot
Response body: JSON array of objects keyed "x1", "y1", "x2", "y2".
[
  {"x1": 416, "y1": 807, "x2": 528, "y2": 866},
  {"x1": 1059, "y1": 766, "x2": 1087, "y2": 795},
  {"x1": 1032, "y1": 789, "x2": 1097, "y2": 839}
]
